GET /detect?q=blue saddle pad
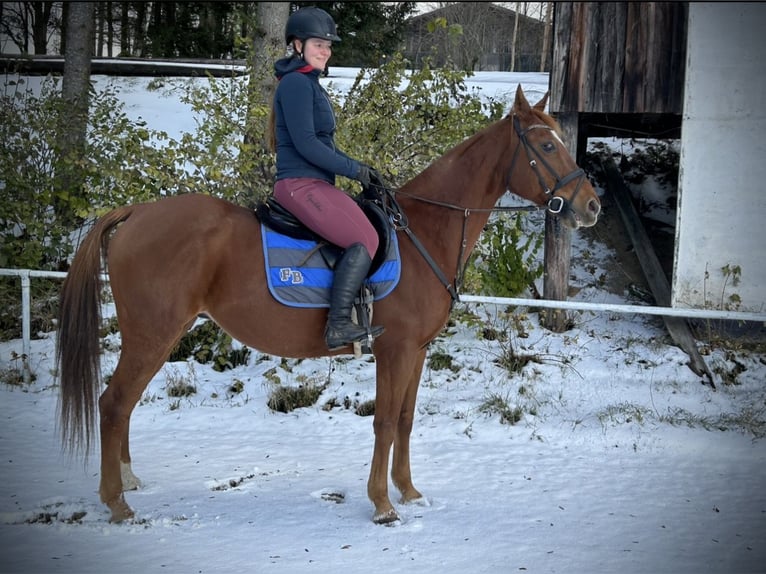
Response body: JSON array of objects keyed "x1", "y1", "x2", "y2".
[{"x1": 262, "y1": 225, "x2": 401, "y2": 308}]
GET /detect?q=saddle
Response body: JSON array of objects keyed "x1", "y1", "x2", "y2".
[
  {"x1": 255, "y1": 186, "x2": 394, "y2": 274},
  {"x1": 255, "y1": 185, "x2": 399, "y2": 355}
]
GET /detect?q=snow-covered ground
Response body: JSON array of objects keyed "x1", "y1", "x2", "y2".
[{"x1": 1, "y1": 68, "x2": 764, "y2": 574}]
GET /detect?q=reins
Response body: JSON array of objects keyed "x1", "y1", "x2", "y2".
[
  {"x1": 366, "y1": 111, "x2": 585, "y2": 308},
  {"x1": 366, "y1": 184, "x2": 461, "y2": 304},
  {"x1": 390, "y1": 189, "x2": 543, "y2": 306},
  {"x1": 366, "y1": 182, "x2": 540, "y2": 307}
]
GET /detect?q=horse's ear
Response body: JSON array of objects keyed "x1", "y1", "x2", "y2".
[
  {"x1": 533, "y1": 91, "x2": 550, "y2": 112},
  {"x1": 513, "y1": 84, "x2": 531, "y2": 114}
]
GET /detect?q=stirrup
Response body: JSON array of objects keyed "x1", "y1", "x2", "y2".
[{"x1": 325, "y1": 324, "x2": 384, "y2": 351}]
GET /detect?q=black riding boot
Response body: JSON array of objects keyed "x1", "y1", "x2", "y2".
[{"x1": 324, "y1": 243, "x2": 385, "y2": 350}]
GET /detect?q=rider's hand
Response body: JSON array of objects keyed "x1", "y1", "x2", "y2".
[{"x1": 356, "y1": 164, "x2": 382, "y2": 189}]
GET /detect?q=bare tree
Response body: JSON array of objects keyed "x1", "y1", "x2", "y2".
[
  {"x1": 119, "y1": 0, "x2": 129, "y2": 54},
  {"x1": 540, "y1": 1, "x2": 552, "y2": 71},
  {"x1": 132, "y1": 1, "x2": 146, "y2": 56},
  {"x1": 94, "y1": 1, "x2": 116, "y2": 57},
  {"x1": 0, "y1": 1, "x2": 58, "y2": 54},
  {"x1": 510, "y1": 2, "x2": 520, "y2": 71}
]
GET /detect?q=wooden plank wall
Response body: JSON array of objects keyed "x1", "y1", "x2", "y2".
[{"x1": 550, "y1": 2, "x2": 687, "y2": 114}]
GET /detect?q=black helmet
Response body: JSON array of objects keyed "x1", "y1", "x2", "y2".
[{"x1": 285, "y1": 7, "x2": 341, "y2": 45}]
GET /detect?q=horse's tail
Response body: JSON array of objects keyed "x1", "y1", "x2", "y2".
[{"x1": 57, "y1": 206, "x2": 133, "y2": 457}]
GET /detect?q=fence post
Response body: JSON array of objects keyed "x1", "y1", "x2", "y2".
[{"x1": 20, "y1": 270, "x2": 31, "y2": 384}]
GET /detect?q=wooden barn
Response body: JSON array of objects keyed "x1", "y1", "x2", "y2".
[
  {"x1": 403, "y1": 3, "x2": 546, "y2": 71},
  {"x1": 550, "y1": 1, "x2": 766, "y2": 316}
]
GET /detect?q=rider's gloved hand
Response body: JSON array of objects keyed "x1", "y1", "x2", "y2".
[{"x1": 356, "y1": 164, "x2": 382, "y2": 189}]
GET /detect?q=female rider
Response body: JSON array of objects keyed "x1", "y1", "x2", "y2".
[{"x1": 270, "y1": 6, "x2": 384, "y2": 350}]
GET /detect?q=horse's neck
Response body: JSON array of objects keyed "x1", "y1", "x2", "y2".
[
  {"x1": 400, "y1": 119, "x2": 515, "y2": 270},
  {"x1": 410, "y1": 118, "x2": 512, "y2": 211}
]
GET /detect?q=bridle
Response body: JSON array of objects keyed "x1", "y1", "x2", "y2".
[
  {"x1": 370, "y1": 112, "x2": 589, "y2": 306},
  {"x1": 506, "y1": 114, "x2": 587, "y2": 215}
]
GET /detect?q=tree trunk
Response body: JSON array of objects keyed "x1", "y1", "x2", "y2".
[
  {"x1": 96, "y1": 1, "x2": 105, "y2": 57},
  {"x1": 245, "y1": 2, "x2": 289, "y2": 147},
  {"x1": 510, "y1": 2, "x2": 520, "y2": 71},
  {"x1": 32, "y1": 1, "x2": 53, "y2": 54},
  {"x1": 541, "y1": 111, "x2": 576, "y2": 332},
  {"x1": 59, "y1": 2, "x2": 68, "y2": 53},
  {"x1": 106, "y1": 0, "x2": 114, "y2": 57},
  {"x1": 165, "y1": 2, "x2": 176, "y2": 56},
  {"x1": 133, "y1": 1, "x2": 146, "y2": 56},
  {"x1": 243, "y1": 2, "x2": 289, "y2": 197},
  {"x1": 120, "y1": 0, "x2": 129, "y2": 55},
  {"x1": 540, "y1": 1, "x2": 552, "y2": 72},
  {"x1": 54, "y1": 2, "x2": 95, "y2": 233}
]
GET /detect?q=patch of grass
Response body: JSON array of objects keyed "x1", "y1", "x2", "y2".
[
  {"x1": 707, "y1": 349, "x2": 749, "y2": 386},
  {"x1": 166, "y1": 380, "x2": 197, "y2": 398},
  {"x1": 479, "y1": 393, "x2": 524, "y2": 425},
  {"x1": 322, "y1": 392, "x2": 375, "y2": 416},
  {"x1": 659, "y1": 407, "x2": 766, "y2": 438},
  {"x1": 267, "y1": 380, "x2": 327, "y2": 413},
  {"x1": 355, "y1": 399, "x2": 375, "y2": 417},
  {"x1": 99, "y1": 316, "x2": 120, "y2": 338},
  {"x1": 164, "y1": 364, "x2": 198, "y2": 399},
  {"x1": 228, "y1": 379, "x2": 245, "y2": 395},
  {"x1": 0, "y1": 351, "x2": 33, "y2": 386},
  {"x1": 263, "y1": 367, "x2": 281, "y2": 385},
  {"x1": 427, "y1": 350, "x2": 460, "y2": 373},
  {"x1": 0, "y1": 366, "x2": 25, "y2": 386},
  {"x1": 494, "y1": 346, "x2": 537, "y2": 374},
  {"x1": 0, "y1": 278, "x2": 61, "y2": 342},
  {"x1": 597, "y1": 402, "x2": 651, "y2": 427}
]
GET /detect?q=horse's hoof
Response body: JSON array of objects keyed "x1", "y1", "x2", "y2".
[
  {"x1": 107, "y1": 497, "x2": 135, "y2": 523},
  {"x1": 372, "y1": 508, "x2": 400, "y2": 525}
]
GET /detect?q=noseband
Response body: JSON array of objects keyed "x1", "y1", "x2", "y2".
[{"x1": 507, "y1": 114, "x2": 586, "y2": 215}]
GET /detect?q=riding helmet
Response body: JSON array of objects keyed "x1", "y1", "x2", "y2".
[{"x1": 285, "y1": 6, "x2": 341, "y2": 44}]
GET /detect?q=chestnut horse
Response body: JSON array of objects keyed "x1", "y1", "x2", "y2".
[{"x1": 56, "y1": 86, "x2": 600, "y2": 524}]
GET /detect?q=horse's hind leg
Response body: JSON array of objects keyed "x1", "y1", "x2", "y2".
[
  {"x1": 99, "y1": 339, "x2": 179, "y2": 522},
  {"x1": 120, "y1": 418, "x2": 142, "y2": 491}
]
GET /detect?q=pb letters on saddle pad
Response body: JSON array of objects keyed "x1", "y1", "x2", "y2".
[{"x1": 262, "y1": 225, "x2": 401, "y2": 308}]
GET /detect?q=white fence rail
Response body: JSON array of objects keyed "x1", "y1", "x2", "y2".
[{"x1": 2, "y1": 267, "x2": 765, "y2": 384}]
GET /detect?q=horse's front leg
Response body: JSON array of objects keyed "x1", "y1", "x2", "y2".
[
  {"x1": 368, "y1": 346, "x2": 422, "y2": 524},
  {"x1": 392, "y1": 348, "x2": 426, "y2": 504}
]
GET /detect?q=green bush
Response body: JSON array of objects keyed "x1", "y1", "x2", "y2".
[
  {"x1": 0, "y1": 76, "x2": 178, "y2": 271},
  {"x1": 335, "y1": 53, "x2": 505, "y2": 185},
  {"x1": 169, "y1": 320, "x2": 250, "y2": 372},
  {"x1": 1, "y1": 77, "x2": 74, "y2": 270},
  {"x1": 466, "y1": 213, "x2": 544, "y2": 297}
]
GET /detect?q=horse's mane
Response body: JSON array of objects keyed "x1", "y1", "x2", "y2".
[
  {"x1": 411, "y1": 103, "x2": 564, "y2": 186},
  {"x1": 452, "y1": 105, "x2": 562, "y2": 159}
]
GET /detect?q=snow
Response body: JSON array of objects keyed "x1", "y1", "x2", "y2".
[{"x1": 1, "y1": 68, "x2": 765, "y2": 574}]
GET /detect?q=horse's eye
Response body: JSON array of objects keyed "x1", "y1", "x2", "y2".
[{"x1": 541, "y1": 142, "x2": 556, "y2": 153}]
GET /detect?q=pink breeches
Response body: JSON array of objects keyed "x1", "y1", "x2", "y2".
[{"x1": 274, "y1": 178, "x2": 379, "y2": 259}]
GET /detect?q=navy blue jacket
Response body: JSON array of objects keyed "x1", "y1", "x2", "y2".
[{"x1": 273, "y1": 57, "x2": 360, "y2": 184}]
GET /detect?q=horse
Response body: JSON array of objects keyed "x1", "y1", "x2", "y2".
[{"x1": 56, "y1": 85, "x2": 600, "y2": 525}]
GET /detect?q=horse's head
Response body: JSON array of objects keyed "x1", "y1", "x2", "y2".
[{"x1": 508, "y1": 85, "x2": 601, "y2": 229}]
